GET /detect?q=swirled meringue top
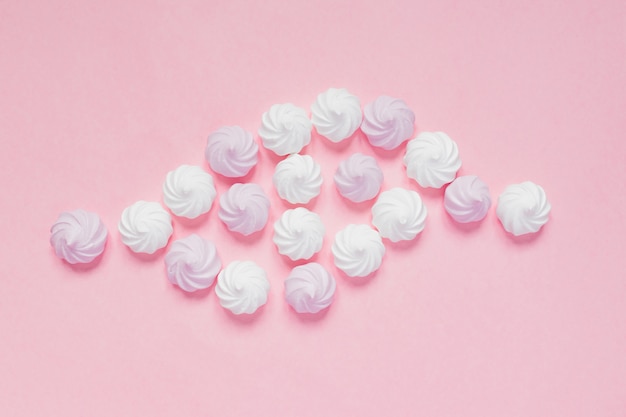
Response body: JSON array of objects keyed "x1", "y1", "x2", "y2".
[
  {"x1": 205, "y1": 126, "x2": 258, "y2": 178},
  {"x1": 162, "y1": 165, "x2": 216, "y2": 219},
  {"x1": 332, "y1": 224, "x2": 385, "y2": 278},
  {"x1": 258, "y1": 103, "x2": 312, "y2": 156},
  {"x1": 496, "y1": 181, "x2": 551, "y2": 236},
  {"x1": 118, "y1": 201, "x2": 173, "y2": 254},
  {"x1": 403, "y1": 131, "x2": 462, "y2": 188},
  {"x1": 164, "y1": 234, "x2": 222, "y2": 292},
  {"x1": 50, "y1": 209, "x2": 108, "y2": 264},
  {"x1": 372, "y1": 188, "x2": 427, "y2": 242},
  {"x1": 334, "y1": 153, "x2": 383, "y2": 203},
  {"x1": 444, "y1": 175, "x2": 491, "y2": 223},
  {"x1": 215, "y1": 260, "x2": 270, "y2": 315},
  {"x1": 218, "y1": 183, "x2": 270, "y2": 236},
  {"x1": 361, "y1": 95, "x2": 415, "y2": 150},
  {"x1": 285, "y1": 262, "x2": 336, "y2": 314},
  {"x1": 311, "y1": 87, "x2": 362, "y2": 143},
  {"x1": 273, "y1": 208, "x2": 325, "y2": 261},
  {"x1": 273, "y1": 154, "x2": 323, "y2": 204}
]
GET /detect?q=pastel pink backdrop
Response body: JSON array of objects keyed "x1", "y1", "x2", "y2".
[{"x1": 1, "y1": 0, "x2": 625, "y2": 416}]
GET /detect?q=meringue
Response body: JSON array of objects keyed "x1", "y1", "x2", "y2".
[
  {"x1": 215, "y1": 261, "x2": 270, "y2": 315},
  {"x1": 162, "y1": 165, "x2": 216, "y2": 219},
  {"x1": 332, "y1": 224, "x2": 385, "y2": 278},
  {"x1": 164, "y1": 234, "x2": 222, "y2": 292},
  {"x1": 496, "y1": 181, "x2": 551, "y2": 236},
  {"x1": 404, "y1": 131, "x2": 461, "y2": 188},
  {"x1": 258, "y1": 103, "x2": 312, "y2": 156},
  {"x1": 361, "y1": 95, "x2": 415, "y2": 150},
  {"x1": 285, "y1": 263, "x2": 336, "y2": 314},
  {"x1": 205, "y1": 125, "x2": 258, "y2": 178},
  {"x1": 218, "y1": 183, "x2": 270, "y2": 236},
  {"x1": 372, "y1": 188, "x2": 427, "y2": 242},
  {"x1": 273, "y1": 208, "x2": 325, "y2": 261},
  {"x1": 311, "y1": 87, "x2": 362, "y2": 143},
  {"x1": 273, "y1": 154, "x2": 323, "y2": 204},
  {"x1": 334, "y1": 153, "x2": 383, "y2": 203},
  {"x1": 50, "y1": 209, "x2": 108, "y2": 264},
  {"x1": 119, "y1": 201, "x2": 173, "y2": 254},
  {"x1": 444, "y1": 175, "x2": 491, "y2": 223}
]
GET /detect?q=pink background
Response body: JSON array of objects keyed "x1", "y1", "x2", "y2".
[{"x1": 1, "y1": 0, "x2": 626, "y2": 415}]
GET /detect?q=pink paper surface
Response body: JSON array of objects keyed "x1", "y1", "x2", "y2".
[{"x1": 2, "y1": 0, "x2": 626, "y2": 415}]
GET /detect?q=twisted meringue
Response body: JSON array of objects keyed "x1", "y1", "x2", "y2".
[
  {"x1": 361, "y1": 95, "x2": 415, "y2": 150},
  {"x1": 273, "y1": 208, "x2": 325, "y2": 261},
  {"x1": 285, "y1": 263, "x2": 336, "y2": 314},
  {"x1": 334, "y1": 153, "x2": 383, "y2": 203},
  {"x1": 205, "y1": 126, "x2": 258, "y2": 178},
  {"x1": 119, "y1": 201, "x2": 173, "y2": 254},
  {"x1": 162, "y1": 165, "x2": 216, "y2": 219},
  {"x1": 50, "y1": 209, "x2": 108, "y2": 264},
  {"x1": 404, "y1": 131, "x2": 461, "y2": 188},
  {"x1": 258, "y1": 103, "x2": 312, "y2": 156},
  {"x1": 164, "y1": 234, "x2": 222, "y2": 292},
  {"x1": 218, "y1": 183, "x2": 270, "y2": 236},
  {"x1": 332, "y1": 224, "x2": 385, "y2": 278},
  {"x1": 372, "y1": 188, "x2": 427, "y2": 242},
  {"x1": 311, "y1": 87, "x2": 362, "y2": 143},
  {"x1": 496, "y1": 181, "x2": 551, "y2": 236},
  {"x1": 273, "y1": 154, "x2": 323, "y2": 204},
  {"x1": 444, "y1": 175, "x2": 491, "y2": 223},
  {"x1": 215, "y1": 261, "x2": 270, "y2": 315}
]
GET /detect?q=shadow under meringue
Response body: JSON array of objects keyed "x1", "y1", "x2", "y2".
[
  {"x1": 172, "y1": 211, "x2": 211, "y2": 229},
  {"x1": 177, "y1": 285, "x2": 213, "y2": 300},
  {"x1": 292, "y1": 306, "x2": 331, "y2": 323},
  {"x1": 125, "y1": 244, "x2": 168, "y2": 262},
  {"x1": 443, "y1": 212, "x2": 486, "y2": 234},
  {"x1": 340, "y1": 269, "x2": 379, "y2": 287},
  {"x1": 221, "y1": 303, "x2": 267, "y2": 324},
  {"x1": 369, "y1": 141, "x2": 407, "y2": 160},
  {"x1": 65, "y1": 249, "x2": 106, "y2": 273},
  {"x1": 504, "y1": 225, "x2": 546, "y2": 245},
  {"x1": 386, "y1": 233, "x2": 423, "y2": 251}
]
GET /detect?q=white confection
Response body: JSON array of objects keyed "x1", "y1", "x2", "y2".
[
  {"x1": 273, "y1": 154, "x2": 323, "y2": 204},
  {"x1": 273, "y1": 208, "x2": 325, "y2": 261},
  {"x1": 118, "y1": 201, "x2": 173, "y2": 254},
  {"x1": 496, "y1": 181, "x2": 551, "y2": 236},
  {"x1": 258, "y1": 103, "x2": 312, "y2": 155},
  {"x1": 162, "y1": 165, "x2": 216, "y2": 219},
  {"x1": 332, "y1": 224, "x2": 385, "y2": 277},
  {"x1": 372, "y1": 188, "x2": 427, "y2": 242},
  {"x1": 403, "y1": 131, "x2": 461, "y2": 188},
  {"x1": 311, "y1": 87, "x2": 362, "y2": 143},
  {"x1": 215, "y1": 261, "x2": 270, "y2": 315}
]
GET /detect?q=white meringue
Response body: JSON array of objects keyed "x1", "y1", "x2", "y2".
[
  {"x1": 118, "y1": 201, "x2": 173, "y2": 254},
  {"x1": 215, "y1": 261, "x2": 270, "y2": 315},
  {"x1": 332, "y1": 224, "x2": 385, "y2": 278},
  {"x1": 361, "y1": 95, "x2": 415, "y2": 150},
  {"x1": 334, "y1": 153, "x2": 383, "y2": 203},
  {"x1": 311, "y1": 87, "x2": 362, "y2": 143},
  {"x1": 273, "y1": 154, "x2": 323, "y2": 204},
  {"x1": 258, "y1": 103, "x2": 312, "y2": 156},
  {"x1": 372, "y1": 188, "x2": 427, "y2": 242},
  {"x1": 218, "y1": 183, "x2": 270, "y2": 236},
  {"x1": 444, "y1": 175, "x2": 491, "y2": 223},
  {"x1": 205, "y1": 125, "x2": 258, "y2": 178},
  {"x1": 404, "y1": 131, "x2": 461, "y2": 188},
  {"x1": 50, "y1": 209, "x2": 108, "y2": 264},
  {"x1": 164, "y1": 234, "x2": 222, "y2": 292},
  {"x1": 273, "y1": 208, "x2": 325, "y2": 261},
  {"x1": 496, "y1": 181, "x2": 551, "y2": 236},
  {"x1": 285, "y1": 263, "x2": 336, "y2": 314},
  {"x1": 162, "y1": 165, "x2": 216, "y2": 219}
]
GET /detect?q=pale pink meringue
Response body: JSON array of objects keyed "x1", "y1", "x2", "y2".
[
  {"x1": 164, "y1": 234, "x2": 222, "y2": 292},
  {"x1": 334, "y1": 153, "x2": 383, "y2": 203},
  {"x1": 284, "y1": 263, "x2": 336, "y2": 314},
  {"x1": 218, "y1": 183, "x2": 270, "y2": 236},
  {"x1": 444, "y1": 175, "x2": 491, "y2": 223},
  {"x1": 361, "y1": 95, "x2": 415, "y2": 150},
  {"x1": 205, "y1": 126, "x2": 258, "y2": 178},
  {"x1": 50, "y1": 209, "x2": 108, "y2": 264}
]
